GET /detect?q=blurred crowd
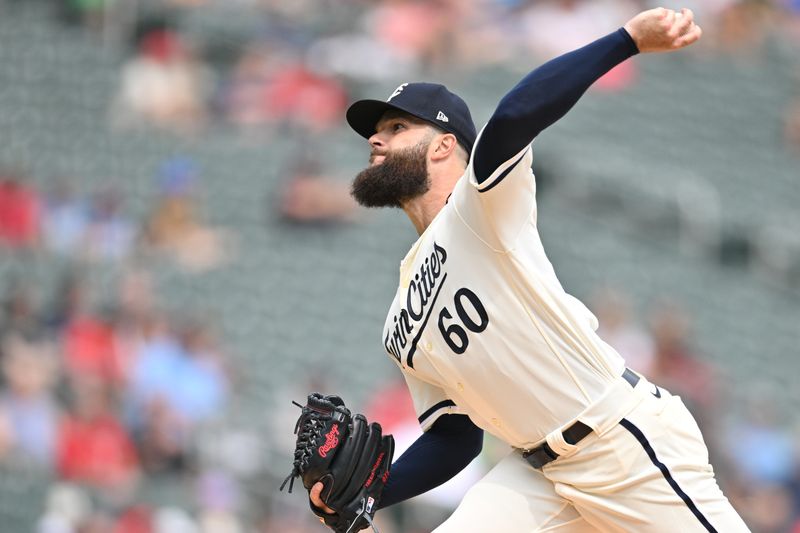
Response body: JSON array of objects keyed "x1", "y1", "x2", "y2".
[
  {"x1": 1, "y1": 0, "x2": 799, "y2": 532},
  {"x1": 0, "y1": 266, "x2": 239, "y2": 531},
  {"x1": 0, "y1": 161, "x2": 246, "y2": 530},
  {"x1": 0, "y1": 160, "x2": 231, "y2": 271},
  {"x1": 59, "y1": 0, "x2": 800, "y2": 149}
]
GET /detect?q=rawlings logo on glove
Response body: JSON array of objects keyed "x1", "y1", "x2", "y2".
[
  {"x1": 319, "y1": 424, "x2": 340, "y2": 458},
  {"x1": 280, "y1": 393, "x2": 395, "y2": 533}
]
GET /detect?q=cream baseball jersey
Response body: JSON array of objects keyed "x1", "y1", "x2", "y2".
[{"x1": 381, "y1": 133, "x2": 627, "y2": 448}]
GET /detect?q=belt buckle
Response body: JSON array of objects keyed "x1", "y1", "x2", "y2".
[{"x1": 523, "y1": 441, "x2": 559, "y2": 469}]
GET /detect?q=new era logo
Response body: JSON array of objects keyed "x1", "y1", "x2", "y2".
[{"x1": 436, "y1": 111, "x2": 449, "y2": 122}]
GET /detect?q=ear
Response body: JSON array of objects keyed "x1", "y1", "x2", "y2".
[{"x1": 429, "y1": 133, "x2": 458, "y2": 162}]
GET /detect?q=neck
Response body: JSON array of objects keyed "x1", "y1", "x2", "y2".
[{"x1": 401, "y1": 164, "x2": 463, "y2": 235}]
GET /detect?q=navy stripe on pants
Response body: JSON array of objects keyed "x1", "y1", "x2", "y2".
[{"x1": 619, "y1": 418, "x2": 718, "y2": 533}]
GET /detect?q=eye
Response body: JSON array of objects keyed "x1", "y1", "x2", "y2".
[{"x1": 391, "y1": 122, "x2": 405, "y2": 133}]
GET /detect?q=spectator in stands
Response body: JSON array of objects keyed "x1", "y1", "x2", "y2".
[
  {"x1": 723, "y1": 389, "x2": 796, "y2": 487},
  {"x1": 168, "y1": 317, "x2": 229, "y2": 426},
  {"x1": 368, "y1": 0, "x2": 458, "y2": 70},
  {"x1": 57, "y1": 377, "x2": 140, "y2": 491},
  {"x1": 591, "y1": 287, "x2": 656, "y2": 376},
  {"x1": 222, "y1": 44, "x2": 284, "y2": 130},
  {"x1": 110, "y1": 28, "x2": 212, "y2": 133},
  {"x1": 126, "y1": 314, "x2": 228, "y2": 473},
  {"x1": 519, "y1": 0, "x2": 639, "y2": 58},
  {"x1": 196, "y1": 468, "x2": 245, "y2": 533},
  {"x1": 0, "y1": 334, "x2": 59, "y2": 466},
  {"x1": 742, "y1": 482, "x2": 798, "y2": 533},
  {"x1": 125, "y1": 312, "x2": 183, "y2": 427},
  {"x1": 141, "y1": 157, "x2": 230, "y2": 271},
  {"x1": 713, "y1": 0, "x2": 777, "y2": 56},
  {"x1": 261, "y1": 62, "x2": 348, "y2": 134},
  {"x1": 62, "y1": 305, "x2": 125, "y2": 389},
  {"x1": 648, "y1": 301, "x2": 720, "y2": 427},
  {"x1": 221, "y1": 35, "x2": 349, "y2": 134},
  {"x1": 37, "y1": 483, "x2": 94, "y2": 533},
  {"x1": 44, "y1": 273, "x2": 89, "y2": 335},
  {"x1": 136, "y1": 394, "x2": 190, "y2": 475},
  {"x1": 307, "y1": 0, "x2": 477, "y2": 81},
  {"x1": 112, "y1": 270, "x2": 157, "y2": 379},
  {"x1": 83, "y1": 187, "x2": 135, "y2": 262},
  {"x1": 0, "y1": 169, "x2": 41, "y2": 250},
  {"x1": 110, "y1": 504, "x2": 154, "y2": 533},
  {"x1": 276, "y1": 158, "x2": 360, "y2": 225},
  {"x1": 0, "y1": 283, "x2": 43, "y2": 343},
  {"x1": 41, "y1": 179, "x2": 88, "y2": 257},
  {"x1": 518, "y1": 0, "x2": 639, "y2": 90},
  {"x1": 222, "y1": 44, "x2": 271, "y2": 128}
]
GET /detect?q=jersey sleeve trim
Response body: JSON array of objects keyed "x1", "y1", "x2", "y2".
[
  {"x1": 418, "y1": 399, "x2": 457, "y2": 430},
  {"x1": 478, "y1": 149, "x2": 528, "y2": 193},
  {"x1": 469, "y1": 126, "x2": 532, "y2": 193}
]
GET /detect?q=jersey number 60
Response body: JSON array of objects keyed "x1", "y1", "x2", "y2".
[{"x1": 437, "y1": 288, "x2": 489, "y2": 355}]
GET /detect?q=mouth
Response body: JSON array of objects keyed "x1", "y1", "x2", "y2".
[{"x1": 369, "y1": 153, "x2": 386, "y2": 166}]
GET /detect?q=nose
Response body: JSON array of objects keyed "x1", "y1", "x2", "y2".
[{"x1": 368, "y1": 132, "x2": 385, "y2": 150}]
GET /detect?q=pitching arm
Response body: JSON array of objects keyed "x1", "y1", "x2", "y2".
[
  {"x1": 473, "y1": 28, "x2": 637, "y2": 183},
  {"x1": 473, "y1": 7, "x2": 702, "y2": 184}
]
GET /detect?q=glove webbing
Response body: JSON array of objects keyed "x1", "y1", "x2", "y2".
[{"x1": 279, "y1": 400, "x2": 311, "y2": 494}]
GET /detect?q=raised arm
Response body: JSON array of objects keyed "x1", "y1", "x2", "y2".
[{"x1": 473, "y1": 7, "x2": 702, "y2": 183}]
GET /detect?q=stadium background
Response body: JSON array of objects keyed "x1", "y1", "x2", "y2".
[{"x1": 0, "y1": 0, "x2": 798, "y2": 531}]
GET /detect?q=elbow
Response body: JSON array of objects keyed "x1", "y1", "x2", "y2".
[{"x1": 468, "y1": 429, "x2": 484, "y2": 461}]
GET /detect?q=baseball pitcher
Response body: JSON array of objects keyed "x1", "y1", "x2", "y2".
[{"x1": 286, "y1": 7, "x2": 750, "y2": 532}]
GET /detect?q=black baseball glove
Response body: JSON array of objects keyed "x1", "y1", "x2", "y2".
[{"x1": 280, "y1": 393, "x2": 395, "y2": 533}]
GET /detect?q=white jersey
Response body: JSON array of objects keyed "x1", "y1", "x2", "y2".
[{"x1": 381, "y1": 131, "x2": 626, "y2": 449}]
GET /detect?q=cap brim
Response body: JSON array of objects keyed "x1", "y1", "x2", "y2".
[{"x1": 346, "y1": 99, "x2": 404, "y2": 140}]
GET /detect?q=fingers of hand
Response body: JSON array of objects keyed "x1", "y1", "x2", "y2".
[
  {"x1": 664, "y1": 7, "x2": 700, "y2": 48},
  {"x1": 310, "y1": 482, "x2": 336, "y2": 514},
  {"x1": 658, "y1": 7, "x2": 676, "y2": 29},
  {"x1": 673, "y1": 12, "x2": 694, "y2": 37},
  {"x1": 676, "y1": 24, "x2": 703, "y2": 48}
]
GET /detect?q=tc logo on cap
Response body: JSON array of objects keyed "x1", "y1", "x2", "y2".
[{"x1": 388, "y1": 83, "x2": 409, "y2": 102}]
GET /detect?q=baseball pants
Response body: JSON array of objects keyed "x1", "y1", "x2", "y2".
[{"x1": 434, "y1": 376, "x2": 749, "y2": 532}]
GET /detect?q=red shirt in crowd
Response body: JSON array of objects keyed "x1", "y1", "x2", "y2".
[
  {"x1": 63, "y1": 315, "x2": 125, "y2": 386},
  {"x1": 0, "y1": 178, "x2": 40, "y2": 247},
  {"x1": 57, "y1": 413, "x2": 139, "y2": 488}
]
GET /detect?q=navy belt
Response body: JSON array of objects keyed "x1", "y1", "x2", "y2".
[{"x1": 523, "y1": 368, "x2": 640, "y2": 469}]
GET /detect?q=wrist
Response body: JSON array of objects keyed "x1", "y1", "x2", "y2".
[{"x1": 620, "y1": 26, "x2": 640, "y2": 55}]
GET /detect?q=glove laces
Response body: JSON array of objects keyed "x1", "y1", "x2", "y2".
[{"x1": 280, "y1": 400, "x2": 321, "y2": 493}]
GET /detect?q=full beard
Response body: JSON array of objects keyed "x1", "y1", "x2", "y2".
[{"x1": 351, "y1": 142, "x2": 430, "y2": 208}]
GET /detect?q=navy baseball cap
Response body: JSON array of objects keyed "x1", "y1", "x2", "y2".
[{"x1": 346, "y1": 82, "x2": 477, "y2": 155}]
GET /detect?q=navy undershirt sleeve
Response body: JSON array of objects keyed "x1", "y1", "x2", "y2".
[
  {"x1": 473, "y1": 28, "x2": 639, "y2": 184},
  {"x1": 378, "y1": 414, "x2": 483, "y2": 509}
]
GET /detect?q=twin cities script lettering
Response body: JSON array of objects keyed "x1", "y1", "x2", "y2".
[{"x1": 385, "y1": 242, "x2": 448, "y2": 363}]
